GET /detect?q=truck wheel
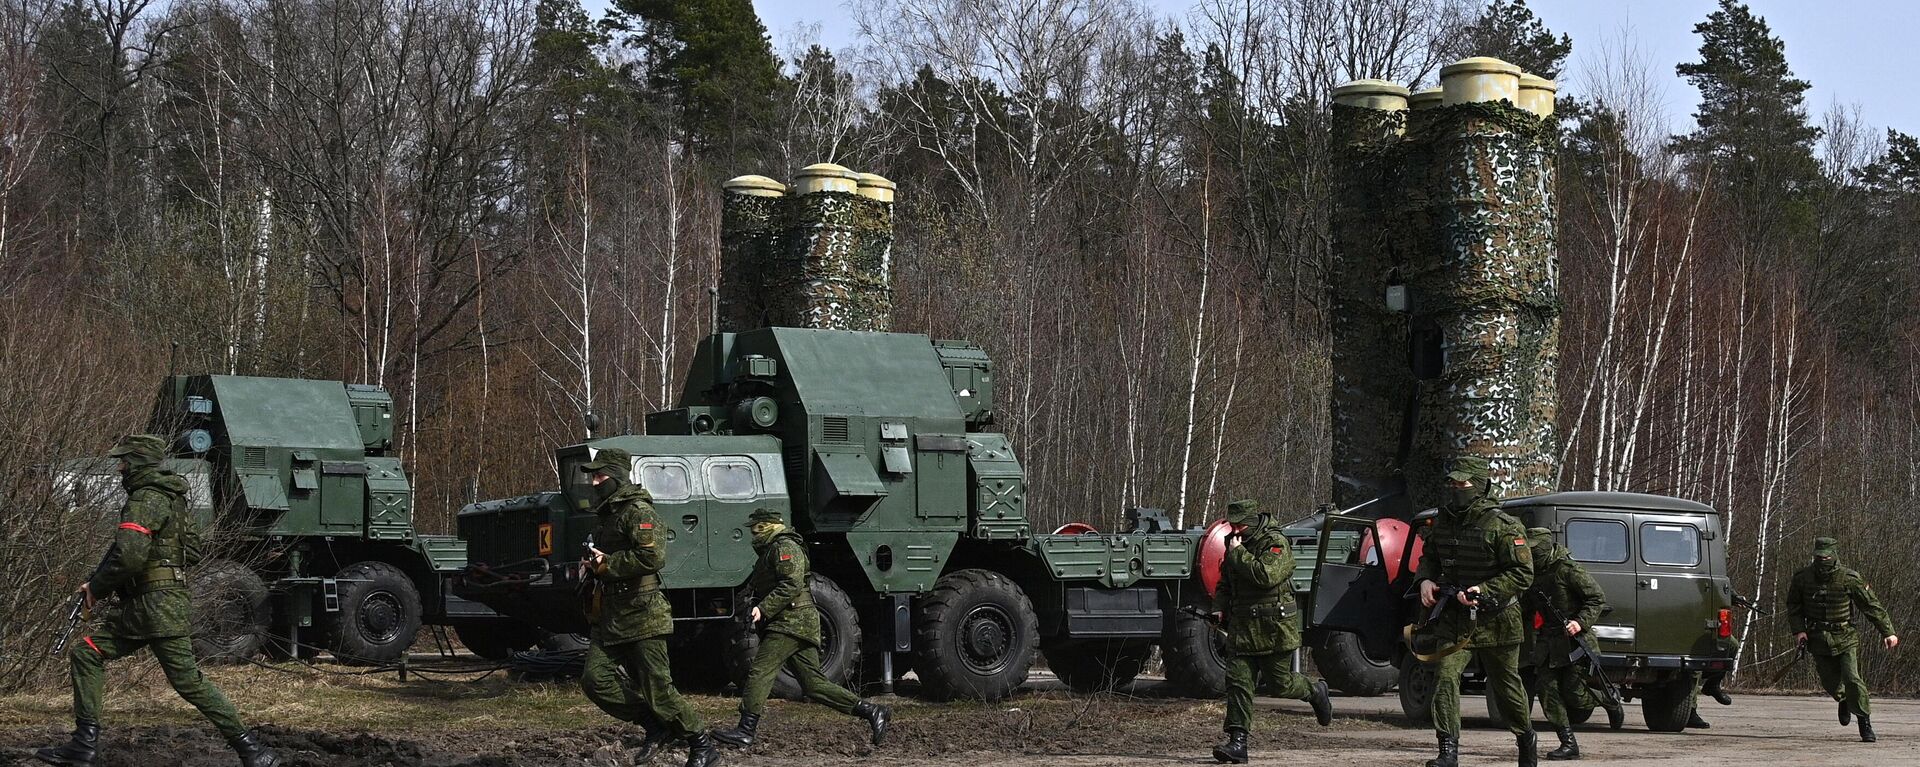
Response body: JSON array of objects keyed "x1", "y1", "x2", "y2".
[
  {"x1": 772, "y1": 574, "x2": 863, "y2": 700},
  {"x1": 324, "y1": 561, "x2": 421, "y2": 665},
  {"x1": 1043, "y1": 639, "x2": 1153, "y2": 693},
  {"x1": 189, "y1": 560, "x2": 269, "y2": 664},
  {"x1": 1162, "y1": 607, "x2": 1227, "y2": 697},
  {"x1": 1639, "y1": 672, "x2": 1698, "y2": 732},
  {"x1": 1399, "y1": 660, "x2": 1437, "y2": 725},
  {"x1": 1311, "y1": 631, "x2": 1397, "y2": 697},
  {"x1": 453, "y1": 619, "x2": 542, "y2": 660},
  {"x1": 912, "y1": 569, "x2": 1039, "y2": 701}
]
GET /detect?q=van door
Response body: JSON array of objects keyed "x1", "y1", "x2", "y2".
[
  {"x1": 633, "y1": 457, "x2": 702, "y2": 582},
  {"x1": 1633, "y1": 513, "x2": 1713, "y2": 656},
  {"x1": 701, "y1": 456, "x2": 767, "y2": 584},
  {"x1": 1561, "y1": 514, "x2": 1638, "y2": 655}
]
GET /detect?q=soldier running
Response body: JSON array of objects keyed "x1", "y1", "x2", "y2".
[
  {"x1": 576, "y1": 448, "x2": 719, "y2": 767},
  {"x1": 713, "y1": 508, "x2": 890, "y2": 750},
  {"x1": 1209, "y1": 499, "x2": 1333, "y2": 764},
  {"x1": 36, "y1": 435, "x2": 280, "y2": 767},
  {"x1": 1521, "y1": 527, "x2": 1623, "y2": 760},
  {"x1": 1414, "y1": 456, "x2": 1536, "y2": 767},
  {"x1": 1785, "y1": 536, "x2": 1899, "y2": 742}
]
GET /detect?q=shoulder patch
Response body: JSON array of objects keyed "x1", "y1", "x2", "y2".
[
  {"x1": 638, "y1": 523, "x2": 653, "y2": 530},
  {"x1": 1514, "y1": 538, "x2": 1526, "y2": 546},
  {"x1": 780, "y1": 553, "x2": 793, "y2": 561}
]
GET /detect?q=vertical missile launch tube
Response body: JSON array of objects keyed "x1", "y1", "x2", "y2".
[
  {"x1": 1407, "y1": 57, "x2": 1561, "y2": 502},
  {"x1": 785, "y1": 162, "x2": 869, "y2": 330},
  {"x1": 1328, "y1": 79, "x2": 1413, "y2": 508},
  {"x1": 851, "y1": 173, "x2": 897, "y2": 331},
  {"x1": 719, "y1": 175, "x2": 788, "y2": 331}
]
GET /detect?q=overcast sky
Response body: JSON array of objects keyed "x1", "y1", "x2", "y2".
[{"x1": 572, "y1": 1, "x2": 1920, "y2": 143}]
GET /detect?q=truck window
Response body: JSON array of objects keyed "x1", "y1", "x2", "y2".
[
  {"x1": 1640, "y1": 522, "x2": 1700, "y2": 566},
  {"x1": 1567, "y1": 519, "x2": 1628, "y2": 564},
  {"x1": 706, "y1": 461, "x2": 759, "y2": 500},
  {"x1": 639, "y1": 463, "x2": 692, "y2": 501}
]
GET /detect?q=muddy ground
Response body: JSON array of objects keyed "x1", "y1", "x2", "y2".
[{"x1": 1, "y1": 666, "x2": 1912, "y2": 766}]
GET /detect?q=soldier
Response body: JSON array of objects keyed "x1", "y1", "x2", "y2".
[
  {"x1": 36, "y1": 435, "x2": 280, "y2": 767},
  {"x1": 713, "y1": 508, "x2": 890, "y2": 749},
  {"x1": 1209, "y1": 499, "x2": 1333, "y2": 764},
  {"x1": 1521, "y1": 527, "x2": 1623, "y2": 761},
  {"x1": 1785, "y1": 536, "x2": 1899, "y2": 743},
  {"x1": 576, "y1": 448, "x2": 719, "y2": 767},
  {"x1": 1413, "y1": 456, "x2": 1536, "y2": 767}
]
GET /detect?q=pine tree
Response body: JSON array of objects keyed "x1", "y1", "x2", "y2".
[
  {"x1": 615, "y1": 0, "x2": 781, "y2": 163},
  {"x1": 1449, "y1": 0, "x2": 1571, "y2": 80}
]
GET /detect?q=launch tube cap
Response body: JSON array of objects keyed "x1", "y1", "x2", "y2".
[
  {"x1": 1813, "y1": 536, "x2": 1837, "y2": 557},
  {"x1": 579, "y1": 448, "x2": 635, "y2": 476}
]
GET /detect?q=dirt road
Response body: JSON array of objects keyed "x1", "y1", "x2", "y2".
[{"x1": 1, "y1": 668, "x2": 1909, "y2": 766}]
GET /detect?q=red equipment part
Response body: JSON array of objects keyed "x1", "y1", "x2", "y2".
[
  {"x1": 1353, "y1": 517, "x2": 1417, "y2": 582},
  {"x1": 1052, "y1": 522, "x2": 1099, "y2": 535},
  {"x1": 1198, "y1": 519, "x2": 1234, "y2": 597}
]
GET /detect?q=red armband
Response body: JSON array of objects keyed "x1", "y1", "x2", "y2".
[{"x1": 118, "y1": 522, "x2": 153, "y2": 535}]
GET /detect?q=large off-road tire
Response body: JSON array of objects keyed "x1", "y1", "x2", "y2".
[
  {"x1": 1311, "y1": 631, "x2": 1397, "y2": 697},
  {"x1": 1399, "y1": 660, "x2": 1437, "y2": 725},
  {"x1": 1640, "y1": 672, "x2": 1698, "y2": 732},
  {"x1": 1162, "y1": 607, "x2": 1228, "y2": 698},
  {"x1": 453, "y1": 618, "x2": 543, "y2": 661},
  {"x1": 912, "y1": 569, "x2": 1039, "y2": 701},
  {"x1": 323, "y1": 561, "x2": 421, "y2": 665},
  {"x1": 1043, "y1": 639, "x2": 1154, "y2": 693},
  {"x1": 771, "y1": 574, "x2": 862, "y2": 700},
  {"x1": 188, "y1": 559, "x2": 269, "y2": 664}
]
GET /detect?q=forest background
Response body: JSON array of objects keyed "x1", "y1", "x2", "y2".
[{"x1": 0, "y1": 0, "x2": 1914, "y2": 693}]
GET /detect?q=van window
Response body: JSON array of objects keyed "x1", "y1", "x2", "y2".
[
  {"x1": 1640, "y1": 522, "x2": 1701, "y2": 566},
  {"x1": 1567, "y1": 520, "x2": 1629, "y2": 564},
  {"x1": 707, "y1": 461, "x2": 759, "y2": 500},
  {"x1": 639, "y1": 463, "x2": 692, "y2": 501}
]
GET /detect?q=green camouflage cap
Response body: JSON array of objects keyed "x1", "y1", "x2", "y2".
[
  {"x1": 1813, "y1": 536, "x2": 1837, "y2": 557},
  {"x1": 1443, "y1": 455, "x2": 1491, "y2": 483},
  {"x1": 748, "y1": 508, "x2": 785, "y2": 526},
  {"x1": 107, "y1": 434, "x2": 168, "y2": 463},
  {"x1": 578, "y1": 447, "x2": 634, "y2": 476},
  {"x1": 1226, "y1": 499, "x2": 1260, "y2": 526},
  {"x1": 1525, "y1": 527, "x2": 1554, "y2": 549}
]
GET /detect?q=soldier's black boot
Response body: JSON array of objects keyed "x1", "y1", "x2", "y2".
[
  {"x1": 1859, "y1": 716, "x2": 1876, "y2": 743},
  {"x1": 1838, "y1": 701, "x2": 1852, "y2": 726},
  {"x1": 228, "y1": 730, "x2": 282, "y2": 767},
  {"x1": 712, "y1": 712, "x2": 759, "y2": 749},
  {"x1": 1210, "y1": 728, "x2": 1248, "y2": 764},
  {"x1": 1703, "y1": 674, "x2": 1732, "y2": 705},
  {"x1": 683, "y1": 732, "x2": 721, "y2": 767},
  {"x1": 631, "y1": 728, "x2": 671, "y2": 761},
  {"x1": 1309, "y1": 679, "x2": 1334, "y2": 726},
  {"x1": 852, "y1": 700, "x2": 891, "y2": 746},
  {"x1": 1546, "y1": 727, "x2": 1579, "y2": 760},
  {"x1": 1425, "y1": 733, "x2": 1459, "y2": 767},
  {"x1": 1518, "y1": 730, "x2": 1539, "y2": 767},
  {"x1": 1602, "y1": 696, "x2": 1625, "y2": 730},
  {"x1": 33, "y1": 719, "x2": 99, "y2": 766},
  {"x1": 1686, "y1": 707, "x2": 1710, "y2": 729}
]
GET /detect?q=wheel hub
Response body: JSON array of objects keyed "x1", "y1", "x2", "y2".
[
  {"x1": 360, "y1": 591, "x2": 401, "y2": 643},
  {"x1": 959, "y1": 605, "x2": 1014, "y2": 675}
]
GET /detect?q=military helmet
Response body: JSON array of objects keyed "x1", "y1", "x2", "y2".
[
  {"x1": 1226, "y1": 499, "x2": 1261, "y2": 526},
  {"x1": 1812, "y1": 536, "x2": 1837, "y2": 557},
  {"x1": 1443, "y1": 455, "x2": 1491, "y2": 483},
  {"x1": 108, "y1": 434, "x2": 168, "y2": 465},
  {"x1": 579, "y1": 447, "x2": 634, "y2": 476},
  {"x1": 748, "y1": 507, "x2": 785, "y2": 526}
]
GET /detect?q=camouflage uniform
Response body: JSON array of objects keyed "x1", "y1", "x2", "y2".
[
  {"x1": 1785, "y1": 537, "x2": 1897, "y2": 743},
  {"x1": 575, "y1": 448, "x2": 717, "y2": 767},
  {"x1": 714, "y1": 508, "x2": 888, "y2": 749},
  {"x1": 1522, "y1": 527, "x2": 1618, "y2": 758},
  {"x1": 1413, "y1": 456, "x2": 1535, "y2": 767},
  {"x1": 37, "y1": 435, "x2": 278, "y2": 767},
  {"x1": 1210, "y1": 499, "x2": 1333, "y2": 764}
]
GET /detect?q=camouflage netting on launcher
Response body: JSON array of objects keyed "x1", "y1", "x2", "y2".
[
  {"x1": 780, "y1": 190, "x2": 893, "y2": 332},
  {"x1": 1407, "y1": 101, "x2": 1561, "y2": 503},
  {"x1": 719, "y1": 188, "x2": 784, "y2": 331}
]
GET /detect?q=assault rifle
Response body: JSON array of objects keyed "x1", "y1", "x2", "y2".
[
  {"x1": 52, "y1": 543, "x2": 118, "y2": 656},
  {"x1": 1529, "y1": 592, "x2": 1624, "y2": 713},
  {"x1": 1404, "y1": 584, "x2": 1499, "y2": 662}
]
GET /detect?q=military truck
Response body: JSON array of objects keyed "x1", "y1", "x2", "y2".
[
  {"x1": 1310, "y1": 491, "x2": 1740, "y2": 731},
  {"x1": 455, "y1": 327, "x2": 1382, "y2": 700},
  {"x1": 81, "y1": 375, "x2": 521, "y2": 664}
]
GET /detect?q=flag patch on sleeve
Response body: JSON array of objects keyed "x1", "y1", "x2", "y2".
[{"x1": 1514, "y1": 538, "x2": 1526, "y2": 546}]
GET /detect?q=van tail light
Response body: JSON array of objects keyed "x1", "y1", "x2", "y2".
[{"x1": 1718, "y1": 608, "x2": 1733, "y2": 638}]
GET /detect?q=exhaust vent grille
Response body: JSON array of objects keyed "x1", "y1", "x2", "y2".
[{"x1": 822, "y1": 417, "x2": 850, "y2": 442}]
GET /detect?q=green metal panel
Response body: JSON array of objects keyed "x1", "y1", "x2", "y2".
[
  {"x1": 205, "y1": 376, "x2": 365, "y2": 451},
  {"x1": 967, "y1": 434, "x2": 1028, "y2": 540},
  {"x1": 1029, "y1": 533, "x2": 1198, "y2": 588},
  {"x1": 364, "y1": 457, "x2": 412, "y2": 541},
  {"x1": 843, "y1": 530, "x2": 960, "y2": 593},
  {"x1": 237, "y1": 470, "x2": 288, "y2": 511},
  {"x1": 414, "y1": 534, "x2": 467, "y2": 572}
]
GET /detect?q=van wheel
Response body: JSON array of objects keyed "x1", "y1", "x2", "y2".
[
  {"x1": 1044, "y1": 639, "x2": 1153, "y2": 693},
  {"x1": 1399, "y1": 660, "x2": 1437, "y2": 725},
  {"x1": 1641, "y1": 672, "x2": 1698, "y2": 732},
  {"x1": 772, "y1": 574, "x2": 862, "y2": 699},
  {"x1": 913, "y1": 569, "x2": 1038, "y2": 701},
  {"x1": 324, "y1": 561, "x2": 421, "y2": 665},
  {"x1": 1162, "y1": 607, "x2": 1228, "y2": 697},
  {"x1": 189, "y1": 560, "x2": 269, "y2": 664},
  {"x1": 1311, "y1": 631, "x2": 1397, "y2": 697}
]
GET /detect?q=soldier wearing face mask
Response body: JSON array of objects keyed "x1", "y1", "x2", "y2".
[{"x1": 1785, "y1": 536, "x2": 1898, "y2": 743}]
